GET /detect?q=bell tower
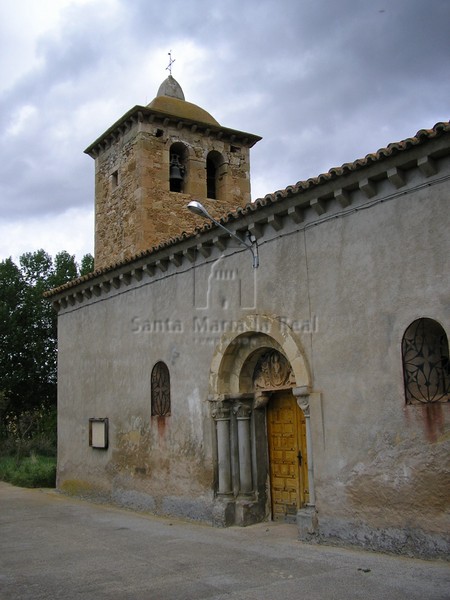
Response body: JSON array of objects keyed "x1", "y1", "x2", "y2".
[{"x1": 85, "y1": 76, "x2": 261, "y2": 270}]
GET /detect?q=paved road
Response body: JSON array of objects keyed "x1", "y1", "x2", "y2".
[{"x1": 0, "y1": 482, "x2": 448, "y2": 600}]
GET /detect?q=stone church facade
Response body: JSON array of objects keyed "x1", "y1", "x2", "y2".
[{"x1": 47, "y1": 77, "x2": 450, "y2": 558}]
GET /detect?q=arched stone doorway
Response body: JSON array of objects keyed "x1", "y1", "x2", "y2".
[{"x1": 208, "y1": 316, "x2": 316, "y2": 528}]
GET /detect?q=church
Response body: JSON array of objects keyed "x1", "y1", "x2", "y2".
[{"x1": 46, "y1": 74, "x2": 450, "y2": 558}]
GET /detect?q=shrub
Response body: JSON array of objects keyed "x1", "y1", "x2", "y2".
[{"x1": 0, "y1": 454, "x2": 56, "y2": 488}]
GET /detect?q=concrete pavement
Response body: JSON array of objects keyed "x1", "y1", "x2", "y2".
[{"x1": 0, "y1": 482, "x2": 448, "y2": 600}]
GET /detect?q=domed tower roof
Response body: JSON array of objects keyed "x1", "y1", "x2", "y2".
[
  {"x1": 156, "y1": 75, "x2": 185, "y2": 100},
  {"x1": 147, "y1": 75, "x2": 220, "y2": 127}
]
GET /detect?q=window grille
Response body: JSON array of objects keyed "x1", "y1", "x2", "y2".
[
  {"x1": 151, "y1": 362, "x2": 171, "y2": 416},
  {"x1": 402, "y1": 318, "x2": 450, "y2": 404}
]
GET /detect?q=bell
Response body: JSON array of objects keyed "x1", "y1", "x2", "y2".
[
  {"x1": 170, "y1": 163, "x2": 184, "y2": 182},
  {"x1": 170, "y1": 156, "x2": 184, "y2": 182}
]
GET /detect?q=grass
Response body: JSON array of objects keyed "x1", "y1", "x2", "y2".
[{"x1": 0, "y1": 454, "x2": 56, "y2": 488}]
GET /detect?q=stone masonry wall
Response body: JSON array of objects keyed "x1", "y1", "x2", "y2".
[{"x1": 94, "y1": 121, "x2": 252, "y2": 270}]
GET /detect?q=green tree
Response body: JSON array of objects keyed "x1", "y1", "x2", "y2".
[
  {"x1": 80, "y1": 253, "x2": 94, "y2": 276},
  {"x1": 0, "y1": 250, "x2": 92, "y2": 454},
  {"x1": 0, "y1": 258, "x2": 33, "y2": 416}
]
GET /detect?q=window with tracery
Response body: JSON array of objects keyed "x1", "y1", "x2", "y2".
[
  {"x1": 402, "y1": 318, "x2": 450, "y2": 404},
  {"x1": 151, "y1": 361, "x2": 171, "y2": 416}
]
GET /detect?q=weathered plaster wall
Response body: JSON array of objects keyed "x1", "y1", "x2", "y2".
[
  {"x1": 302, "y1": 179, "x2": 450, "y2": 556},
  {"x1": 57, "y1": 159, "x2": 449, "y2": 552},
  {"x1": 57, "y1": 269, "x2": 218, "y2": 520}
]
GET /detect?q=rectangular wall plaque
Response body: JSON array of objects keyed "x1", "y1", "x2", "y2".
[{"x1": 89, "y1": 418, "x2": 109, "y2": 449}]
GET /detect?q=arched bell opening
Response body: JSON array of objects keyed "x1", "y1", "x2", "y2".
[
  {"x1": 206, "y1": 150, "x2": 226, "y2": 200},
  {"x1": 169, "y1": 142, "x2": 188, "y2": 193}
]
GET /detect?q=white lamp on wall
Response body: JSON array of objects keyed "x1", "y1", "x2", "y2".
[{"x1": 187, "y1": 200, "x2": 259, "y2": 268}]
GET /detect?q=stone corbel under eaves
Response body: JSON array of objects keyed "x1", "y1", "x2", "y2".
[
  {"x1": 213, "y1": 235, "x2": 229, "y2": 251},
  {"x1": 417, "y1": 155, "x2": 437, "y2": 177}
]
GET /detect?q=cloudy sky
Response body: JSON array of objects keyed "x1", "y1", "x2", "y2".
[{"x1": 1, "y1": 0, "x2": 449, "y2": 264}]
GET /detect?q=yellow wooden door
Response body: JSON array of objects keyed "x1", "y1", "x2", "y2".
[{"x1": 267, "y1": 391, "x2": 309, "y2": 520}]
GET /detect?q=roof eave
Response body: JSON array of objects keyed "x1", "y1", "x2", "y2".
[{"x1": 84, "y1": 105, "x2": 262, "y2": 157}]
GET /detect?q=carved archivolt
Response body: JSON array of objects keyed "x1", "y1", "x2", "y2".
[{"x1": 253, "y1": 350, "x2": 295, "y2": 391}]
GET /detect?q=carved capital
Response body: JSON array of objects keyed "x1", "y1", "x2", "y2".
[
  {"x1": 296, "y1": 396, "x2": 310, "y2": 417},
  {"x1": 293, "y1": 386, "x2": 311, "y2": 416},
  {"x1": 211, "y1": 401, "x2": 231, "y2": 421},
  {"x1": 233, "y1": 402, "x2": 252, "y2": 419}
]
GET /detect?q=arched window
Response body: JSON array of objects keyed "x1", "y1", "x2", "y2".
[
  {"x1": 169, "y1": 143, "x2": 187, "y2": 193},
  {"x1": 151, "y1": 362, "x2": 171, "y2": 416},
  {"x1": 402, "y1": 318, "x2": 450, "y2": 404},
  {"x1": 206, "y1": 151, "x2": 224, "y2": 200}
]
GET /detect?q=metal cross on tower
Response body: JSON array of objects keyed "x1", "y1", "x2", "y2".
[{"x1": 166, "y1": 51, "x2": 175, "y2": 76}]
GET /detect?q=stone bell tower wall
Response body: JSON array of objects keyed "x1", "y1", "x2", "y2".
[{"x1": 88, "y1": 106, "x2": 260, "y2": 271}]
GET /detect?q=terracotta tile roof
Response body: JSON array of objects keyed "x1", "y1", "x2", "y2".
[
  {"x1": 251, "y1": 120, "x2": 450, "y2": 203},
  {"x1": 45, "y1": 120, "x2": 450, "y2": 298}
]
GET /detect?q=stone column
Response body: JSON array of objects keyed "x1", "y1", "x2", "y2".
[
  {"x1": 233, "y1": 401, "x2": 253, "y2": 494},
  {"x1": 211, "y1": 401, "x2": 232, "y2": 495},
  {"x1": 293, "y1": 386, "x2": 316, "y2": 506}
]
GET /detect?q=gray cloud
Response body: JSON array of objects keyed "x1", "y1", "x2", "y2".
[{"x1": 0, "y1": 0, "x2": 449, "y2": 258}]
